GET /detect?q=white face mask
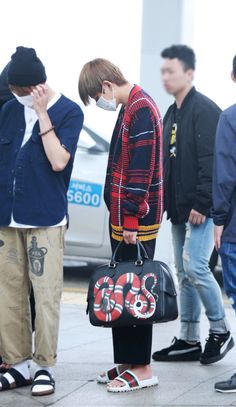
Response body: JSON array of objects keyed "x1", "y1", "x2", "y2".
[
  {"x1": 13, "y1": 93, "x2": 34, "y2": 108},
  {"x1": 96, "y1": 87, "x2": 117, "y2": 111}
]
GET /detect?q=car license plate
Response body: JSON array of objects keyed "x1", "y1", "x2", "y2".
[{"x1": 67, "y1": 180, "x2": 102, "y2": 207}]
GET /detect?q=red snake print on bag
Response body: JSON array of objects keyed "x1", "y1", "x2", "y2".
[{"x1": 93, "y1": 272, "x2": 158, "y2": 322}]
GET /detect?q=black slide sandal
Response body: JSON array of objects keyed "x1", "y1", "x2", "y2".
[
  {"x1": 31, "y1": 369, "x2": 55, "y2": 396},
  {"x1": 0, "y1": 367, "x2": 32, "y2": 391}
]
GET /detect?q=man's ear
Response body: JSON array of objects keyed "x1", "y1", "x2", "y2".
[
  {"x1": 231, "y1": 71, "x2": 236, "y2": 83},
  {"x1": 102, "y1": 80, "x2": 113, "y2": 94},
  {"x1": 187, "y1": 69, "x2": 194, "y2": 82}
]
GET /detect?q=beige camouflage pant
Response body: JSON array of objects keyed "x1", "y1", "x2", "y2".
[{"x1": 0, "y1": 226, "x2": 65, "y2": 366}]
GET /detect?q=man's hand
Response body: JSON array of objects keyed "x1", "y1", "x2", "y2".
[
  {"x1": 214, "y1": 225, "x2": 224, "y2": 251},
  {"x1": 123, "y1": 230, "x2": 137, "y2": 244},
  {"x1": 31, "y1": 84, "x2": 49, "y2": 117},
  {"x1": 188, "y1": 209, "x2": 206, "y2": 225}
]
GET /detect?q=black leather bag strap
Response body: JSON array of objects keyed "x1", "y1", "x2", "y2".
[
  {"x1": 109, "y1": 240, "x2": 149, "y2": 268},
  {"x1": 136, "y1": 240, "x2": 149, "y2": 260}
]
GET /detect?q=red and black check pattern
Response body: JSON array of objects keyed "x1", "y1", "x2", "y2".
[{"x1": 104, "y1": 85, "x2": 163, "y2": 241}]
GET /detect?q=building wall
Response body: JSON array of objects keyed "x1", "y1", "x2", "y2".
[
  {"x1": 140, "y1": 0, "x2": 194, "y2": 269},
  {"x1": 140, "y1": 0, "x2": 187, "y2": 116}
]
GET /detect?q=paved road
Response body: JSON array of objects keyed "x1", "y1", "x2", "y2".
[
  {"x1": 2, "y1": 301, "x2": 236, "y2": 407},
  {"x1": 0, "y1": 264, "x2": 234, "y2": 406},
  {"x1": 63, "y1": 266, "x2": 92, "y2": 305}
]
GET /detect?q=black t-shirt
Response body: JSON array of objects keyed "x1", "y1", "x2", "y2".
[{"x1": 166, "y1": 109, "x2": 180, "y2": 224}]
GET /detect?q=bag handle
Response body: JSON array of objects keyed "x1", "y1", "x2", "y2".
[{"x1": 109, "y1": 240, "x2": 149, "y2": 268}]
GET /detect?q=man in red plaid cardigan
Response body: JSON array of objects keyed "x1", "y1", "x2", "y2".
[{"x1": 79, "y1": 58, "x2": 163, "y2": 393}]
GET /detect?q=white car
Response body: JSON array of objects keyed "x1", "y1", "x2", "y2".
[{"x1": 64, "y1": 125, "x2": 112, "y2": 266}]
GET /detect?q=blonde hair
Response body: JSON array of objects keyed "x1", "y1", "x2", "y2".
[{"x1": 78, "y1": 58, "x2": 127, "y2": 105}]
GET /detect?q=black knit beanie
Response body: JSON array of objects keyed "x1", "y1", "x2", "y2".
[{"x1": 8, "y1": 46, "x2": 47, "y2": 86}]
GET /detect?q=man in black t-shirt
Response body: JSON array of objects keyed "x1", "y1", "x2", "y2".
[{"x1": 152, "y1": 45, "x2": 234, "y2": 365}]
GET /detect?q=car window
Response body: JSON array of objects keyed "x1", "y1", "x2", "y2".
[
  {"x1": 77, "y1": 126, "x2": 110, "y2": 153},
  {"x1": 78, "y1": 128, "x2": 96, "y2": 150}
]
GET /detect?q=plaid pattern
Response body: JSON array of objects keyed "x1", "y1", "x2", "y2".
[{"x1": 104, "y1": 85, "x2": 163, "y2": 241}]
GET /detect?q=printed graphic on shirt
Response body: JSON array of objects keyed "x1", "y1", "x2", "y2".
[
  {"x1": 169, "y1": 123, "x2": 177, "y2": 157},
  {"x1": 7, "y1": 248, "x2": 19, "y2": 264},
  {"x1": 28, "y1": 236, "x2": 48, "y2": 276},
  {"x1": 67, "y1": 180, "x2": 102, "y2": 207}
]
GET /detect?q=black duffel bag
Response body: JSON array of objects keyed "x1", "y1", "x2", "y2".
[{"x1": 87, "y1": 240, "x2": 178, "y2": 327}]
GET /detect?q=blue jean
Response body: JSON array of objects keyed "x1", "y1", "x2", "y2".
[
  {"x1": 172, "y1": 218, "x2": 229, "y2": 341},
  {"x1": 219, "y1": 242, "x2": 236, "y2": 312}
]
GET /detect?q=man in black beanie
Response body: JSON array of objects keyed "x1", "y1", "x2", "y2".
[{"x1": 0, "y1": 46, "x2": 84, "y2": 396}]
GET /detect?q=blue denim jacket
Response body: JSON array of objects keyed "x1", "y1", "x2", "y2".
[
  {"x1": 0, "y1": 95, "x2": 83, "y2": 226},
  {"x1": 213, "y1": 103, "x2": 236, "y2": 242}
]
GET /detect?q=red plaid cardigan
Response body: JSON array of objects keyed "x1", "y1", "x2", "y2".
[{"x1": 104, "y1": 85, "x2": 163, "y2": 241}]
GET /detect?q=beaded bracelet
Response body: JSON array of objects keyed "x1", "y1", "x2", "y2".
[{"x1": 39, "y1": 125, "x2": 55, "y2": 137}]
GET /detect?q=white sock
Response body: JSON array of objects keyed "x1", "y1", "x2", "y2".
[
  {"x1": 13, "y1": 361, "x2": 30, "y2": 378},
  {"x1": 0, "y1": 360, "x2": 30, "y2": 388}
]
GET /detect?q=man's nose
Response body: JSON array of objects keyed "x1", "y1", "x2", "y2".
[{"x1": 161, "y1": 71, "x2": 168, "y2": 81}]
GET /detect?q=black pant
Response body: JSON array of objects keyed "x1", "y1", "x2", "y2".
[{"x1": 110, "y1": 237, "x2": 156, "y2": 365}]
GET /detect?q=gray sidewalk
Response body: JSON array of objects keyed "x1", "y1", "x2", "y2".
[{"x1": 1, "y1": 293, "x2": 236, "y2": 407}]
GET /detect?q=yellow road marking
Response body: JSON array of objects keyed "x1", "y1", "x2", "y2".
[{"x1": 63, "y1": 286, "x2": 87, "y2": 294}]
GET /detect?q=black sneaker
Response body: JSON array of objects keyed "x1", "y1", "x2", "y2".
[
  {"x1": 200, "y1": 331, "x2": 234, "y2": 365},
  {"x1": 215, "y1": 373, "x2": 236, "y2": 393},
  {"x1": 152, "y1": 337, "x2": 202, "y2": 361}
]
